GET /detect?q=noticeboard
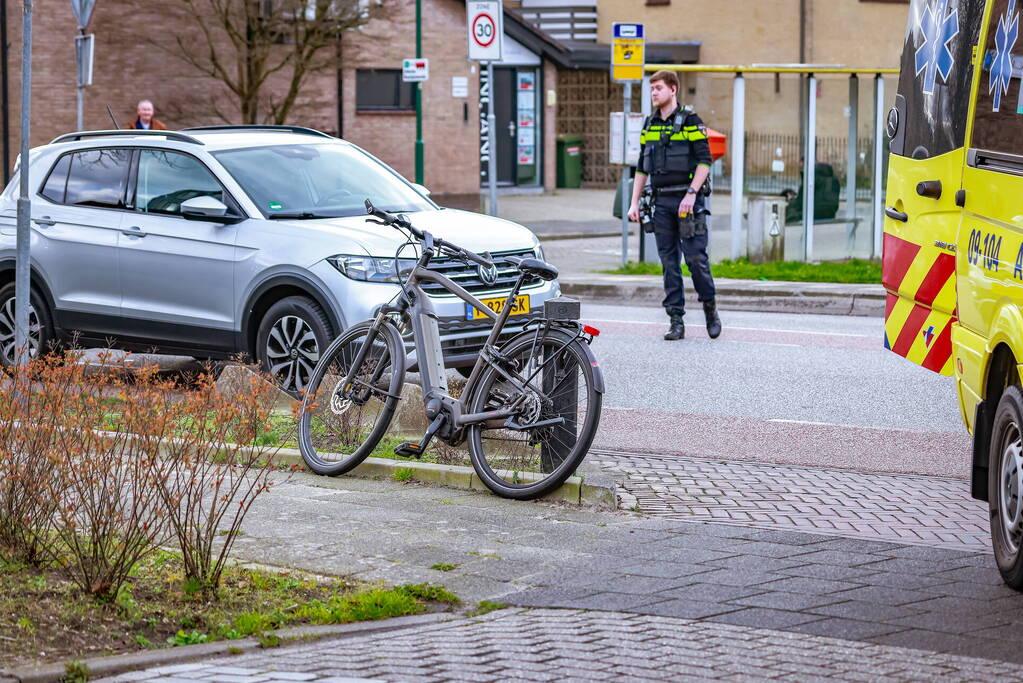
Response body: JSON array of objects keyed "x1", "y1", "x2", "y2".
[{"x1": 612, "y1": 23, "x2": 644, "y2": 82}]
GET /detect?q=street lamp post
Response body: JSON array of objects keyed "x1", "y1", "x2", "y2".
[{"x1": 414, "y1": 0, "x2": 424, "y2": 184}]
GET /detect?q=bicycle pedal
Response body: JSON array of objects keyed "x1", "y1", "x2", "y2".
[{"x1": 394, "y1": 442, "x2": 424, "y2": 458}]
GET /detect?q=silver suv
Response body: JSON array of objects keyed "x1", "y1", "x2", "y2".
[{"x1": 0, "y1": 126, "x2": 559, "y2": 393}]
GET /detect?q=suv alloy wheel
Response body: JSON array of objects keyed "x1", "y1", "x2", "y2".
[
  {"x1": 0, "y1": 283, "x2": 54, "y2": 366},
  {"x1": 255, "y1": 296, "x2": 333, "y2": 396}
]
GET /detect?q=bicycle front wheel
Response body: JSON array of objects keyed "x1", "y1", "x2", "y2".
[
  {"x1": 467, "y1": 328, "x2": 602, "y2": 500},
  {"x1": 298, "y1": 320, "x2": 406, "y2": 476}
]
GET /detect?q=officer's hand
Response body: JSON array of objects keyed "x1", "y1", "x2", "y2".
[
  {"x1": 678, "y1": 194, "x2": 696, "y2": 217},
  {"x1": 627, "y1": 203, "x2": 640, "y2": 223}
]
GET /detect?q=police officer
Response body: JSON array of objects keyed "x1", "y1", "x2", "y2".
[{"x1": 628, "y1": 70, "x2": 721, "y2": 341}]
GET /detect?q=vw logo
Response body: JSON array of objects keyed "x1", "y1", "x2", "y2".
[{"x1": 478, "y1": 259, "x2": 499, "y2": 285}]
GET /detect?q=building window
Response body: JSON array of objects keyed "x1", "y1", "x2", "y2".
[
  {"x1": 356, "y1": 69, "x2": 416, "y2": 112},
  {"x1": 646, "y1": 0, "x2": 670, "y2": 5}
]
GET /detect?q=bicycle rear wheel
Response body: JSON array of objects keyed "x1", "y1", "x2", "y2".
[
  {"x1": 298, "y1": 320, "x2": 406, "y2": 476},
  {"x1": 466, "y1": 328, "x2": 602, "y2": 500}
]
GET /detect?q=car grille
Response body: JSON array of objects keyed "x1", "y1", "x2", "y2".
[{"x1": 421, "y1": 248, "x2": 542, "y2": 296}]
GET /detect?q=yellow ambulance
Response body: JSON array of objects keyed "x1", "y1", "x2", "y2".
[{"x1": 885, "y1": 0, "x2": 1023, "y2": 587}]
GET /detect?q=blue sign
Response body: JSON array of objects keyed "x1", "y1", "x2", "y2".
[
  {"x1": 989, "y1": 0, "x2": 1019, "y2": 112},
  {"x1": 914, "y1": 0, "x2": 960, "y2": 95},
  {"x1": 613, "y1": 23, "x2": 644, "y2": 40}
]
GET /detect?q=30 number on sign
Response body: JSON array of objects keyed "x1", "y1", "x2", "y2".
[{"x1": 473, "y1": 13, "x2": 496, "y2": 47}]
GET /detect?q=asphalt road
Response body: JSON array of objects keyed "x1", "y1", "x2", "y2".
[{"x1": 582, "y1": 302, "x2": 971, "y2": 479}]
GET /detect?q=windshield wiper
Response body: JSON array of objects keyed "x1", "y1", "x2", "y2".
[{"x1": 266, "y1": 211, "x2": 334, "y2": 220}]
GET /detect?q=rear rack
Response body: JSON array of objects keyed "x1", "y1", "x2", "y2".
[
  {"x1": 181, "y1": 125, "x2": 334, "y2": 139},
  {"x1": 49, "y1": 129, "x2": 205, "y2": 145}
]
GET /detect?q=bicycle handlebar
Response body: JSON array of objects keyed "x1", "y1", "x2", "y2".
[{"x1": 364, "y1": 199, "x2": 494, "y2": 269}]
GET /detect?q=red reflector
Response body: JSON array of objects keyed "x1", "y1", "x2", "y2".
[{"x1": 583, "y1": 325, "x2": 600, "y2": 337}]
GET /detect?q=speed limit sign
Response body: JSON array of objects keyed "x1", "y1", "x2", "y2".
[{"x1": 467, "y1": 1, "x2": 503, "y2": 61}]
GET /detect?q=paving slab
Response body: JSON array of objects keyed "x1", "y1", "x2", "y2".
[{"x1": 99, "y1": 609, "x2": 1023, "y2": 682}]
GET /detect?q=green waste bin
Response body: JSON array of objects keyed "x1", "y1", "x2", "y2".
[{"x1": 556, "y1": 134, "x2": 584, "y2": 188}]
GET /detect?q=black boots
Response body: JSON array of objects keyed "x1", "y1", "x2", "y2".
[
  {"x1": 704, "y1": 299, "x2": 722, "y2": 339},
  {"x1": 664, "y1": 315, "x2": 685, "y2": 341}
]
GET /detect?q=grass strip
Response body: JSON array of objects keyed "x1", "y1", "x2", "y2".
[
  {"x1": 601, "y1": 258, "x2": 881, "y2": 284},
  {"x1": 0, "y1": 551, "x2": 458, "y2": 669}
]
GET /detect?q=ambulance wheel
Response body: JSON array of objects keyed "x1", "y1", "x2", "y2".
[{"x1": 989, "y1": 385, "x2": 1023, "y2": 590}]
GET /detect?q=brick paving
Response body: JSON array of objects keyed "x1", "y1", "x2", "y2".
[
  {"x1": 590, "y1": 450, "x2": 990, "y2": 551},
  {"x1": 98, "y1": 609, "x2": 1023, "y2": 682}
]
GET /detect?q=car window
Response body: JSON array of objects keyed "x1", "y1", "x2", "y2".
[
  {"x1": 891, "y1": 0, "x2": 985, "y2": 159},
  {"x1": 971, "y1": 0, "x2": 1023, "y2": 157},
  {"x1": 212, "y1": 143, "x2": 434, "y2": 218},
  {"x1": 136, "y1": 149, "x2": 228, "y2": 216},
  {"x1": 39, "y1": 153, "x2": 71, "y2": 203},
  {"x1": 65, "y1": 148, "x2": 131, "y2": 208}
]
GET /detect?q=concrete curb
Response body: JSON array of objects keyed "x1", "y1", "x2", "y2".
[
  {"x1": 272, "y1": 448, "x2": 617, "y2": 509},
  {"x1": 0, "y1": 614, "x2": 453, "y2": 683},
  {"x1": 561, "y1": 275, "x2": 886, "y2": 317}
]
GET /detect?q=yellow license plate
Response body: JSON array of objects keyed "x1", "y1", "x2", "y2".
[{"x1": 468, "y1": 295, "x2": 530, "y2": 320}]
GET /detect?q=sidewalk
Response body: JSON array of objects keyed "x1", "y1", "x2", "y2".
[{"x1": 90, "y1": 467, "x2": 1023, "y2": 681}]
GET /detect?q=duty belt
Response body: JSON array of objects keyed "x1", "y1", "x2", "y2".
[{"x1": 653, "y1": 185, "x2": 691, "y2": 196}]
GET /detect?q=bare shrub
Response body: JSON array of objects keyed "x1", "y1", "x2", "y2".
[
  {"x1": 0, "y1": 355, "x2": 70, "y2": 564},
  {"x1": 155, "y1": 367, "x2": 284, "y2": 594},
  {"x1": 0, "y1": 352, "x2": 176, "y2": 598},
  {"x1": 45, "y1": 355, "x2": 178, "y2": 598}
]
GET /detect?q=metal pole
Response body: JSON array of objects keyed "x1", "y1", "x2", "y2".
[
  {"x1": 1, "y1": 0, "x2": 10, "y2": 183},
  {"x1": 803, "y1": 74, "x2": 817, "y2": 261},
  {"x1": 414, "y1": 0, "x2": 424, "y2": 184},
  {"x1": 872, "y1": 74, "x2": 885, "y2": 260},
  {"x1": 846, "y1": 74, "x2": 858, "y2": 253},
  {"x1": 730, "y1": 73, "x2": 745, "y2": 261},
  {"x1": 486, "y1": 61, "x2": 498, "y2": 216},
  {"x1": 15, "y1": 0, "x2": 32, "y2": 366},
  {"x1": 76, "y1": 86, "x2": 83, "y2": 131},
  {"x1": 621, "y1": 82, "x2": 631, "y2": 267}
]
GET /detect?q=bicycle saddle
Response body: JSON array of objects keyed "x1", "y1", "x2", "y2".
[{"x1": 516, "y1": 257, "x2": 559, "y2": 282}]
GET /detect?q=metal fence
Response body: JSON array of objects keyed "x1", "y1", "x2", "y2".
[{"x1": 714, "y1": 131, "x2": 877, "y2": 201}]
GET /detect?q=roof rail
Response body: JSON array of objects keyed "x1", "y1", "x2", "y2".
[
  {"x1": 181, "y1": 125, "x2": 335, "y2": 139},
  {"x1": 49, "y1": 129, "x2": 205, "y2": 146}
]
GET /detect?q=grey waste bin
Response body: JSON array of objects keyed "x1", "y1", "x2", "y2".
[{"x1": 747, "y1": 196, "x2": 786, "y2": 264}]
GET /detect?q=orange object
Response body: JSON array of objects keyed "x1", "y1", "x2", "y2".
[{"x1": 707, "y1": 128, "x2": 727, "y2": 161}]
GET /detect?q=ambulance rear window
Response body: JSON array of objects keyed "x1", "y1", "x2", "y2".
[
  {"x1": 892, "y1": 0, "x2": 985, "y2": 159},
  {"x1": 971, "y1": 0, "x2": 1023, "y2": 156}
]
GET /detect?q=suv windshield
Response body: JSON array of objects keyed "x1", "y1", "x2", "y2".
[{"x1": 212, "y1": 143, "x2": 435, "y2": 218}]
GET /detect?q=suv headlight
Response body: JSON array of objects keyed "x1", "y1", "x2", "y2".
[
  {"x1": 535, "y1": 244, "x2": 546, "y2": 261},
  {"x1": 328, "y1": 255, "x2": 417, "y2": 283}
]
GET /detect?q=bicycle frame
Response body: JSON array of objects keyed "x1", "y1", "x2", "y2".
[{"x1": 398, "y1": 259, "x2": 530, "y2": 433}]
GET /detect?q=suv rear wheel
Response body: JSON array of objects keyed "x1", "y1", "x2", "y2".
[
  {"x1": 256, "y1": 296, "x2": 333, "y2": 396},
  {"x1": 0, "y1": 283, "x2": 55, "y2": 367}
]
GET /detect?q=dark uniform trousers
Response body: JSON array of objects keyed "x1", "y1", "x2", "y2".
[{"x1": 652, "y1": 194, "x2": 716, "y2": 317}]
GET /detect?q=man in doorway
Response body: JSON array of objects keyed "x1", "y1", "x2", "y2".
[
  {"x1": 125, "y1": 100, "x2": 167, "y2": 130},
  {"x1": 628, "y1": 70, "x2": 721, "y2": 341}
]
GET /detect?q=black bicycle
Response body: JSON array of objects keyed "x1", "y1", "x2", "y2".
[{"x1": 297, "y1": 200, "x2": 604, "y2": 500}]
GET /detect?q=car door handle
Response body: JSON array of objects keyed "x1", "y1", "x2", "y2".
[
  {"x1": 885, "y1": 206, "x2": 908, "y2": 222},
  {"x1": 121, "y1": 226, "x2": 147, "y2": 237},
  {"x1": 33, "y1": 216, "x2": 56, "y2": 227}
]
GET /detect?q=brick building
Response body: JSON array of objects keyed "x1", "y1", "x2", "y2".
[{"x1": 0, "y1": 0, "x2": 911, "y2": 192}]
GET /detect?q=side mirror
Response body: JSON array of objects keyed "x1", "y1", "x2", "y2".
[
  {"x1": 181, "y1": 196, "x2": 243, "y2": 224},
  {"x1": 411, "y1": 183, "x2": 432, "y2": 197}
]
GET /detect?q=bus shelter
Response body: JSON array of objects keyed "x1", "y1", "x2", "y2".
[{"x1": 643, "y1": 64, "x2": 899, "y2": 262}]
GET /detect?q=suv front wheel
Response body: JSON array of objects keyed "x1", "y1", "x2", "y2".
[
  {"x1": 256, "y1": 296, "x2": 333, "y2": 396},
  {"x1": 0, "y1": 283, "x2": 55, "y2": 367}
]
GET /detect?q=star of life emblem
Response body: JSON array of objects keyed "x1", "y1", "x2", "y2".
[
  {"x1": 989, "y1": 0, "x2": 1019, "y2": 112},
  {"x1": 914, "y1": 0, "x2": 960, "y2": 95}
]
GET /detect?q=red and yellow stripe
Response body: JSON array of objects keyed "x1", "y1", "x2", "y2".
[{"x1": 882, "y1": 233, "x2": 957, "y2": 376}]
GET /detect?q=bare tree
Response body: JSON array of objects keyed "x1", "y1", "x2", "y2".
[{"x1": 164, "y1": 0, "x2": 392, "y2": 124}]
